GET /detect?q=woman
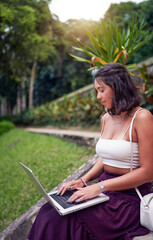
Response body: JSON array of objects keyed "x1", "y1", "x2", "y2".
[{"x1": 28, "y1": 62, "x2": 153, "y2": 240}]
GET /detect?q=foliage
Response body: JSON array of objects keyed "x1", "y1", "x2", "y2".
[
  {"x1": 0, "y1": 0, "x2": 56, "y2": 109},
  {"x1": 12, "y1": 90, "x2": 103, "y2": 127},
  {"x1": 70, "y1": 18, "x2": 153, "y2": 70},
  {"x1": 33, "y1": 57, "x2": 92, "y2": 106},
  {"x1": 104, "y1": 0, "x2": 153, "y2": 63},
  {"x1": 104, "y1": 1, "x2": 137, "y2": 26},
  {"x1": 0, "y1": 120, "x2": 15, "y2": 136},
  {"x1": 139, "y1": 64, "x2": 153, "y2": 112},
  {"x1": 0, "y1": 12, "x2": 94, "y2": 112},
  {"x1": 0, "y1": 71, "x2": 18, "y2": 108},
  {"x1": 0, "y1": 0, "x2": 53, "y2": 80},
  {"x1": 0, "y1": 128, "x2": 94, "y2": 231}
]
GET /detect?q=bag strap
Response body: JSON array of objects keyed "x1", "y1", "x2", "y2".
[{"x1": 129, "y1": 108, "x2": 147, "y2": 206}]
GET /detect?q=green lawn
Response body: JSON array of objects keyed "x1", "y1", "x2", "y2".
[{"x1": 0, "y1": 128, "x2": 95, "y2": 232}]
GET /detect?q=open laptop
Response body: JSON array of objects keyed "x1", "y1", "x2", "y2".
[{"x1": 20, "y1": 162, "x2": 109, "y2": 216}]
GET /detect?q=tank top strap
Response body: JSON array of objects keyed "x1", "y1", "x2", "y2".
[
  {"x1": 129, "y1": 108, "x2": 143, "y2": 142},
  {"x1": 122, "y1": 124, "x2": 130, "y2": 140},
  {"x1": 100, "y1": 114, "x2": 106, "y2": 136}
]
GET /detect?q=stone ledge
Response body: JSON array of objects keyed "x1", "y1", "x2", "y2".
[
  {"x1": 25, "y1": 127, "x2": 100, "y2": 147},
  {"x1": 56, "y1": 134, "x2": 98, "y2": 146}
]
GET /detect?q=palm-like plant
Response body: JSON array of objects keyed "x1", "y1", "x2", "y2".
[{"x1": 70, "y1": 18, "x2": 153, "y2": 71}]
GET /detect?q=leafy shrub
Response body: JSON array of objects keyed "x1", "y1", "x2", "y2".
[
  {"x1": 11, "y1": 109, "x2": 35, "y2": 126},
  {"x1": 31, "y1": 91, "x2": 103, "y2": 127},
  {"x1": 12, "y1": 79, "x2": 152, "y2": 128},
  {"x1": 13, "y1": 90, "x2": 104, "y2": 127},
  {"x1": 0, "y1": 120, "x2": 15, "y2": 136},
  {"x1": 0, "y1": 115, "x2": 12, "y2": 121}
]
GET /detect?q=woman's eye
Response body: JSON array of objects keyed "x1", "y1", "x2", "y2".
[{"x1": 94, "y1": 88, "x2": 104, "y2": 94}]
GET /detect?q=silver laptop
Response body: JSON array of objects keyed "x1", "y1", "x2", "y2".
[{"x1": 20, "y1": 162, "x2": 109, "y2": 216}]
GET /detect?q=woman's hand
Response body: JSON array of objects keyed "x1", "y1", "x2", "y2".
[
  {"x1": 57, "y1": 179, "x2": 84, "y2": 196},
  {"x1": 67, "y1": 183, "x2": 102, "y2": 203}
]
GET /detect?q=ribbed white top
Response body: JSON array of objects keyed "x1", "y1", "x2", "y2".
[{"x1": 96, "y1": 138, "x2": 139, "y2": 169}]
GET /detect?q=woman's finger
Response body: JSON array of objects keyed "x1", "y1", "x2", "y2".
[
  {"x1": 58, "y1": 183, "x2": 70, "y2": 195},
  {"x1": 68, "y1": 189, "x2": 84, "y2": 203},
  {"x1": 58, "y1": 180, "x2": 83, "y2": 195},
  {"x1": 58, "y1": 183, "x2": 75, "y2": 196}
]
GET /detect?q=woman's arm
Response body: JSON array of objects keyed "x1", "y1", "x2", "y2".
[
  {"x1": 57, "y1": 157, "x2": 103, "y2": 195},
  {"x1": 81, "y1": 157, "x2": 103, "y2": 183}
]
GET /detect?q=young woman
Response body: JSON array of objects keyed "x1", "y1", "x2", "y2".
[{"x1": 28, "y1": 62, "x2": 153, "y2": 240}]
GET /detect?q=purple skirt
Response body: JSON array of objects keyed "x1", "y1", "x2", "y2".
[{"x1": 28, "y1": 171, "x2": 151, "y2": 240}]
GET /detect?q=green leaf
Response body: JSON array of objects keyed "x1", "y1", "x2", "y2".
[
  {"x1": 73, "y1": 37, "x2": 100, "y2": 57},
  {"x1": 72, "y1": 46, "x2": 84, "y2": 52},
  {"x1": 69, "y1": 54, "x2": 90, "y2": 63}
]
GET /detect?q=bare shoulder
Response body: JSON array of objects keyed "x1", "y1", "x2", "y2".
[
  {"x1": 100, "y1": 113, "x2": 109, "y2": 122},
  {"x1": 100, "y1": 112, "x2": 109, "y2": 128},
  {"x1": 135, "y1": 108, "x2": 153, "y2": 135},
  {"x1": 136, "y1": 108, "x2": 153, "y2": 123}
]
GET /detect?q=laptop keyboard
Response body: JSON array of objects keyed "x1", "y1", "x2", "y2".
[{"x1": 50, "y1": 190, "x2": 85, "y2": 209}]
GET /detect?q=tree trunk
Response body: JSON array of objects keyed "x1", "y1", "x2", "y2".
[
  {"x1": 17, "y1": 87, "x2": 21, "y2": 114},
  {"x1": 21, "y1": 80, "x2": 26, "y2": 111},
  {"x1": 7, "y1": 100, "x2": 11, "y2": 115},
  {"x1": 0, "y1": 98, "x2": 7, "y2": 116},
  {"x1": 58, "y1": 55, "x2": 63, "y2": 78},
  {"x1": 29, "y1": 58, "x2": 37, "y2": 109}
]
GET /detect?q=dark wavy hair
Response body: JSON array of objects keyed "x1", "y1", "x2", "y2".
[{"x1": 94, "y1": 62, "x2": 141, "y2": 115}]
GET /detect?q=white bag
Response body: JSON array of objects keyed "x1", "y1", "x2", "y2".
[
  {"x1": 130, "y1": 109, "x2": 153, "y2": 231},
  {"x1": 140, "y1": 193, "x2": 153, "y2": 231}
]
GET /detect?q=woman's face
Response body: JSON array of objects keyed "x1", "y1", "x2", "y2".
[{"x1": 94, "y1": 78, "x2": 114, "y2": 109}]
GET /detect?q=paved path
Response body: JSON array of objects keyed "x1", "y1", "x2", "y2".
[{"x1": 24, "y1": 127, "x2": 100, "y2": 139}]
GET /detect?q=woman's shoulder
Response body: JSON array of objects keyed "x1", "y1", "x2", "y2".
[
  {"x1": 100, "y1": 112, "x2": 109, "y2": 122},
  {"x1": 100, "y1": 112, "x2": 109, "y2": 128},
  {"x1": 135, "y1": 108, "x2": 153, "y2": 122},
  {"x1": 134, "y1": 108, "x2": 153, "y2": 132}
]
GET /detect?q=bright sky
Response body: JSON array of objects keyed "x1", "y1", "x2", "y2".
[{"x1": 49, "y1": 0, "x2": 146, "y2": 22}]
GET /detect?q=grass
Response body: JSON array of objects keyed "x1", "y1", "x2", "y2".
[{"x1": 0, "y1": 128, "x2": 95, "y2": 232}]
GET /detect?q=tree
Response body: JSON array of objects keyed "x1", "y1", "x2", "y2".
[
  {"x1": 30, "y1": 18, "x2": 94, "y2": 106},
  {"x1": 104, "y1": 1, "x2": 137, "y2": 28},
  {"x1": 0, "y1": 0, "x2": 56, "y2": 111}
]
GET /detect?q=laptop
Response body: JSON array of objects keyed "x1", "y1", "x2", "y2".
[{"x1": 19, "y1": 162, "x2": 109, "y2": 216}]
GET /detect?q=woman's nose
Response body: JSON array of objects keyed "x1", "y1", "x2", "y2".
[{"x1": 97, "y1": 92, "x2": 102, "y2": 100}]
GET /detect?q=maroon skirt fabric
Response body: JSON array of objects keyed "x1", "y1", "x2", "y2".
[{"x1": 28, "y1": 171, "x2": 151, "y2": 240}]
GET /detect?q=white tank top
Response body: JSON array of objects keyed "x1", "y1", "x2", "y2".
[{"x1": 96, "y1": 109, "x2": 142, "y2": 169}]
